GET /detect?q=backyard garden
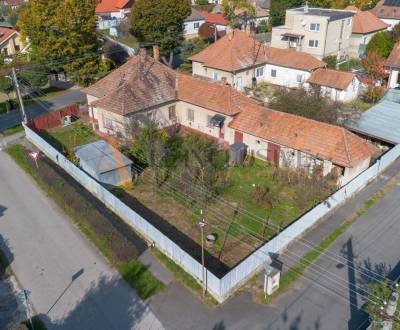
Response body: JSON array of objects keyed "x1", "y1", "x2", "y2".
[{"x1": 38, "y1": 122, "x2": 336, "y2": 271}]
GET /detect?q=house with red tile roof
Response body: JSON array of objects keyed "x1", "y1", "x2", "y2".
[
  {"x1": 96, "y1": 0, "x2": 134, "y2": 20},
  {"x1": 386, "y1": 42, "x2": 400, "y2": 88},
  {"x1": 190, "y1": 29, "x2": 326, "y2": 90},
  {"x1": 197, "y1": 9, "x2": 228, "y2": 32},
  {"x1": 345, "y1": 6, "x2": 389, "y2": 57},
  {"x1": 0, "y1": 26, "x2": 21, "y2": 58},
  {"x1": 306, "y1": 68, "x2": 360, "y2": 102},
  {"x1": 371, "y1": 0, "x2": 400, "y2": 28},
  {"x1": 82, "y1": 49, "x2": 376, "y2": 185}
]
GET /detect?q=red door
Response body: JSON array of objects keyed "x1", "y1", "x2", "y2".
[
  {"x1": 234, "y1": 131, "x2": 243, "y2": 143},
  {"x1": 267, "y1": 143, "x2": 280, "y2": 165}
]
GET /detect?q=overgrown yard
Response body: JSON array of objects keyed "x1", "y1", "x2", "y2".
[
  {"x1": 6, "y1": 144, "x2": 163, "y2": 299},
  {"x1": 39, "y1": 123, "x2": 336, "y2": 272}
]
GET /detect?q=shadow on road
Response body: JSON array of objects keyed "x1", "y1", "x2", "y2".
[{"x1": 36, "y1": 274, "x2": 151, "y2": 330}]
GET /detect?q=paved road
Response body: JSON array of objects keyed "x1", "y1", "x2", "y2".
[
  {"x1": 0, "y1": 151, "x2": 164, "y2": 330},
  {"x1": 150, "y1": 163, "x2": 400, "y2": 330},
  {"x1": 0, "y1": 89, "x2": 85, "y2": 132}
]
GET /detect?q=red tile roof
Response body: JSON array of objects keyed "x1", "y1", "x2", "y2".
[
  {"x1": 190, "y1": 29, "x2": 325, "y2": 72},
  {"x1": 197, "y1": 10, "x2": 228, "y2": 26},
  {"x1": 351, "y1": 10, "x2": 388, "y2": 34},
  {"x1": 177, "y1": 74, "x2": 252, "y2": 116},
  {"x1": 83, "y1": 54, "x2": 376, "y2": 168},
  {"x1": 0, "y1": 26, "x2": 18, "y2": 46},
  {"x1": 386, "y1": 42, "x2": 400, "y2": 68},
  {"x1": 307, "y1": 68, "x2": 356, "y2": 90},
  {"x1": 266, "y1": 47, "x2": 325, "y2": 72},
  {"x1": 82, "y1": 55, "x2": 176, "y2": 115},
  {"x1": 229, "y1": 105, "x2": 377, "y2": 168},
  {"x1": 96, "y1": 0, "x2": 133, "y2": 14},
  {"x1": 190, "y1": 30, "x2": 268, "y2": 72},
  {"x1": 371, "y1": 0, "x2": 400, "y2": 20}
]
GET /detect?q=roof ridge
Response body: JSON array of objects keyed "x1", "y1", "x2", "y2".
[{"x1": 342, "y1": 127, "x2": 352, "y2": 167}]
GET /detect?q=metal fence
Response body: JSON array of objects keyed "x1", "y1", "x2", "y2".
[{"x1": 24, "y1": 124, "x2": 400, "y2": 302}]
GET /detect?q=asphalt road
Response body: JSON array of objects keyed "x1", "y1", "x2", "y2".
[
  {"x1": 0, "y1": 151, "x2": 164, "y2": 330},
  {"x1": 0, "y1": 89, "x2": 86, "y2": 132},
  {"x1": 150, "y1": 165, "x2": 400, "y2": 330}
]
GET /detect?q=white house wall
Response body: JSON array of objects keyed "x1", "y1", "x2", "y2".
[
  {"x1": 184, "y1": 19, "x2": 206, "y2": 38},
  {"x1": 264, "y1": 64, "x2": 310, "y2": 88}
]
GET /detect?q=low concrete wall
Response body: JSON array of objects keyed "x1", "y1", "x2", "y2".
[{"x1": 24, "y1": 123, "x2": 400, "y2": 301}]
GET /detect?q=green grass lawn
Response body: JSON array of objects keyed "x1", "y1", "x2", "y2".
[
  {"x1": 41, "y1": 123, "x2": 99, "y2": 152},
  {"x1": 1, "y1": 124, "x2": 24, "y2": 136}
]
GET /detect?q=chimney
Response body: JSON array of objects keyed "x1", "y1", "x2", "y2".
[
  {"x1": 153, "y1": 45, "x2": 160, "y2": 61},
  {"x1": 228, "y1": 27, "x2": 234, "y2": 41},
  {"x1": 304, "y1": 1, "x2": 309, "y2": 13},
  {"x1": 139, "y1": 47, "x2": 147, "y2": 57},
  {"x1": 245, "y1": 24, "x2": 255, "y2": 38}
]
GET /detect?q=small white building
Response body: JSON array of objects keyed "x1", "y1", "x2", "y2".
[
  {"x1": 183, "y1": 9, "x2": 206, "y2": 39},
  {"x1": 306, "y1": 68, "x2": 360, "y2": 102},
  {"x1": 386, "y1": 42, "x2": 400, "y2": 89}
]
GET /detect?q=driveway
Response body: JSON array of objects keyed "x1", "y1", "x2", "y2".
[
  {"x1": 0, "y1": 89, "x2": 86, "y2": 132},
  {"x1": 0, "y1": 151, "x2": 163, "y2": 330},
  {"x1": 149, "y1": 162, "x2": 400, "y2": 330}
]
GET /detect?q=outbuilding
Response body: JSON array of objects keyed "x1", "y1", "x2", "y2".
[{"x1": 74, "y1": 140, "x2": 133, "y2": 188}]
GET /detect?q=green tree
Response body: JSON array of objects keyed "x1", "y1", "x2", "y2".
[
  {"x1": 130, "y1": 0, "x2": 191, "y2": 65},
  {"x1": 0, "y1": 76, "x2": 14, "y2": 100},
  {"x1": 17, "y1": 0, "x2": 101, "y2": 86},
  {"x1": 365, "y1": 281, "x2": 400, "y2": 329},
  {"x1": 366, "y1": 31, "x2": 394, "y2": 58},
  {"x1": 323, "y1": 55, "x2": 337, "y2": 69},
  {"x1": 269, "y1": 0, "x2": 303, "y2": 26},
  {"x1": 308, "y1": 0, "x2": 333, "y2": 7},
  {"x1": 221, "y1": 0, "x2": 256, "y2": 27},
  {"x1": 269, "y1": 87, "x2": 340, "y2": 124}
]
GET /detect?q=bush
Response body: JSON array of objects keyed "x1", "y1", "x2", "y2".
[
  {"x1": 366, "y1": 31, "x2": 393, "y2": 58},
  {"x1": 363, "y1": 85, "x2": 385, "y2": 103},
  {"x1": 323, "y1": 55, "x2": 337, "y2": 69}
]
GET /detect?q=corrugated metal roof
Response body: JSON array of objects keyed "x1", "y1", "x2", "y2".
[
  {"x1": 346, "y1": 89, "x2": 400, "y2": 144},
  {"x1": 74, "y1": 140, "x2": 132, "y2": 174}
]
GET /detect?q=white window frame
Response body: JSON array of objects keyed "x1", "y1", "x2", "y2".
[
  {"x1": 168, "y1": 105, "x2": 176, "y2": 120},
  {"x1": 103, "y1": 116, "x2": 113, "y2": 130},
  {"x1": 207, "y1": 115, "x2": 213, "y2": 127},
  {"x1": 296, "y1": 74, "x2": 303, "y2": 83},
  {"x1": 255, "y1": 66, "x2": 264, "y2": 78},
  {"x1": 309, "y1": 23, "x2": 320, "y2": 32},
  {"x1": 194, "y1": 22, "x2": 200, "y2": 29},
  {"x1": 308, "y1": 39, "x2": 319, "y2": 48},
  {"x1": 187, "y1": 108, "x2": 194, "y2": 122},
  {"x1": 271, "y1": 69, "x2": 277, "y2": 78},
  {"x1": 213, "y1": 71, "x2": 218, "y2": 81}
]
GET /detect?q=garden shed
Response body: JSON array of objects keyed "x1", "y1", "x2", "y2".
[{"x1": 74, "y1": 140, "x2": 133, "y2": 187}]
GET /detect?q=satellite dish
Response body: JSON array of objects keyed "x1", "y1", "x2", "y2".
[{"x1": 301, "y1": 20, "x2": 306, "y2": 26}]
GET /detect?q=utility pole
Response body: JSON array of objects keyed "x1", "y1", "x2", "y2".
[
  {"x1": 11, "y1": 67, "x2": 27, "y2": 124},
  {"x1": 381, "y1": 284, "x2": 399, "y2": 330},
  {"x1": 199, "y1": 209, "x2": 207, "y2": 298}
]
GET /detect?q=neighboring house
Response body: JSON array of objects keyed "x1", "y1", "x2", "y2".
[
  {"x1": 371, "y1": 0, "x2": 400, "y2": 28},
  {"x1": 5, "y1": 0, "x2": 27, "y2": 9},
  {"x1": 197, "y1": 10, "x2": 229, "y2": 31},
  {"x1": 0, "y1": 26, "x2": 21, "y2": 58},
  {"x1": 183, "y1": 8, "x2": 206, "y2": 39},
  {"x1": 96, "y1": 0, "x2": 134, "y2": 29},
  {"x1": 82, "y1": 50, "x2": 377, "y2": 185},
  {"x1": 386, "y1": 41, "x2": 400, "y2": 88},
  {"x1": 346, "y1": 6, "x2": 388, "y2": 58},
  {"x1": 251, "y1": 0, "x2": 270, "y2": 27},
  {"x1": 306, "y1": 68, "x2": 360, "y2": 101},
  {"x1": 271, "y1": 6, "x2": 355, "y2": 61},
  {"x1": 190, "y1": 29, "x2": 325, "y2": 90}
]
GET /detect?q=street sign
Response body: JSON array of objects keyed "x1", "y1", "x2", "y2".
[{"x1": 28, "y1": 151, "x2": 39, "y2": 168}]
